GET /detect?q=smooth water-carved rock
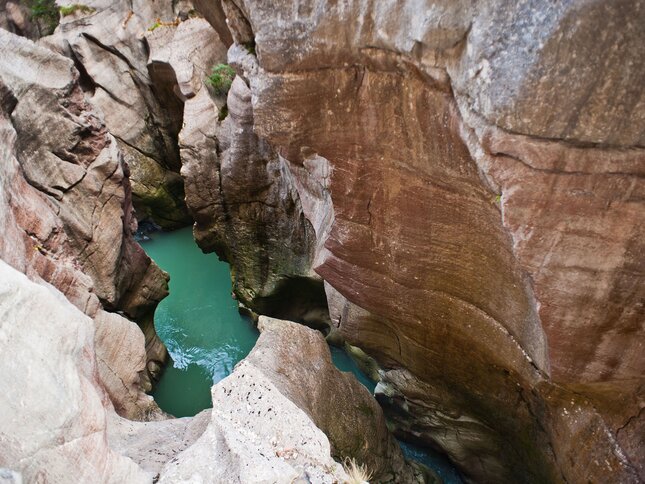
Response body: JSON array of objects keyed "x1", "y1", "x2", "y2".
[
  {"x1": 182, "y1": 61, "x2": 320, "y2": 318},
  {"x1": 94, "y1": 310, "x2": 165, "y2": 421},
  {"x1": 0, "y1": 261, "x2": 152, "y2": 483},
  {"x1": 196, "y1": 1, "x2": 644, "y2": 482}
]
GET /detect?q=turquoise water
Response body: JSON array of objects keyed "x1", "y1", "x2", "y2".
[
  {"x1": 399, "y1": 441, "x2": 463, "y2": 484},
  {"x1": 142, "y1": 227, "x2": 461, "y2": 482},
  {"x1": 331, "y1": 349, "x2": 462, "y2": 483},
  {"x1": 142, "y1": 227, "x2": 259, "y2": 417}
]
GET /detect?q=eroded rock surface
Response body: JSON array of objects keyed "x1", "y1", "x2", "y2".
[
  {"x1": 179, "y1": 51, "x2": 323, "y2": 325},
  {"x1": 248, "y1": 316, "x2": 415, "y2": 482},
  {"x1": 0, "y1": 261, "x2": 360, "y2": 484},
  {"x1": 0, "y1": 29, "x2": 167, "y2": 410},
  {"x1": 0, "y1": 260, "x2": 152, "y2": 483},
  {"x1": 158, "y1": 361, "x2": 349, "y2": 484},
  {"x1": 193, "y1": 1, "x2": 644, "y2": 482},
  {"x1": 45, "y1": 0, "x2": 192, "y2": 228}
]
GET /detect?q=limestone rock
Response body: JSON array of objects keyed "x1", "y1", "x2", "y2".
[
  {"x1": 48, "y1": 0, "x2": 192, "y2": 228},
  {"x1": 450, "y1": 0, "x2": 645, "y2": 146},
  {"x1": 1, "y1": 259, "x2": 356, "y2": 484},
  {"x1": 248, "y1": 316, "x2": 416, "y2": 482},
  {"x1": 158, "y1": 361, "x2": 350, "y2": 484},
  {"x1": 0, "y1": 29, "x2": 168, "y2": 404},
  {"x1": 0, "y1": 260, "x2": 151, "y2": 483},
  {"x1": 107, "y1": 411, "x2": 211, "y2": 476},
  {"x1": 185, "y1": 66, "x2": 319, "y2": 319},
  {"x1": 94, "y1": 310, "x2": 165, "y2": 421}
]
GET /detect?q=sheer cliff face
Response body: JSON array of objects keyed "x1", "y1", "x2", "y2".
[
  {"x1": 211, "y1": 0, "x2": 644, "y2": 482},
  {"x1": 45, "y1": 0, "x2": 193, "y2": 229}
]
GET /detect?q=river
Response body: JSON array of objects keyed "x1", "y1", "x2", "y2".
[{"x1": 142, "y1": 226, "x2": 462, "y2": 483}]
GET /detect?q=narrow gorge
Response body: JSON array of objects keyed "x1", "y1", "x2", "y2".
[{"x1": 0, "y1": 1, "x2": 643, "y2": 483}]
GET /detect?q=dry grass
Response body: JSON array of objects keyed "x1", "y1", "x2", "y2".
[{"x1": 343, "y1": 457, "x2": 372, "y2": 484}]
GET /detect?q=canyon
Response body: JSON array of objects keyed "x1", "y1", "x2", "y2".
[{"x1": 0, "y1": 1, "x2": 643, "y2": 483}]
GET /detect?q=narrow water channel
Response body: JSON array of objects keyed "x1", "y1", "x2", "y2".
[
  {"x1": 142, "y1": 227, "x2": 462, "y2": 483},
  {"x1": 142, "y1": 227, "x2": 258, "y2": 417}
]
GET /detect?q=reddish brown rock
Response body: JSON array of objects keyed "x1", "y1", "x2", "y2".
[{"x1": 199, "y1": 1, "x2": 644, "y2": 482}]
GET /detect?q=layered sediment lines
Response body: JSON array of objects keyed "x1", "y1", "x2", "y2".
[
  {"x1": 0, "y1": 1, "x2": 643, "y2": 483},
  {"x1": 196, "y1": 1, "x2": 644, "y2": 482}
]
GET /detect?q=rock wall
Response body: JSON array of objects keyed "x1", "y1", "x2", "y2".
[
  {"x1": 192, "y1": 1, "x2": 644, "y2": 482},
  {"x1": 0, "y1": 29, "x2": 167, "y2": 406},
  {"x1": 0, "y1": 5, "x2": 416, "y2": 484},
  {"x1": 43, "y1": 0, "x2": 194, "y2": 229}
]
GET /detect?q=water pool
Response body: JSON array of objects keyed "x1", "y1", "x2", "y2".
[{"x1": 142, "y1": 227, "x2": 461, "y2": 482}]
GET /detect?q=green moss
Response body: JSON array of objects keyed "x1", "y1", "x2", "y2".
[
  {"x1": 23, "y1": 0, "x2": 59, "y2": 35},
  {"x1": 59, "y1": 3, "x2": 95, "y2": 16},
  {"x1": 218, "y1": 104, "x2": 229, "y2": 121},
  {"x1": 147, "y1": 21, "x2": 162, "y2": 32},
  {"x1": 242, "y1": 41, "x2": 256, "y2": 55},
  {"x1": 207, "y1": 64, "x2": 236, "y2": 96}
]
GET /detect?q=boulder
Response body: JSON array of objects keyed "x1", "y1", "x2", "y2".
[
  {"x1": 158, "y1": 361, "x2": 349, "y2": 484},
  {"x1": 247, "y1": 316, "x2": 416, "y2": 482}
]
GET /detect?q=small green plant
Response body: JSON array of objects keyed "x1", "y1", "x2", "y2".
[
  {"x1": 147, "y1": 17, "x2": 180, "y2": 32},
  {"x1": 343, "y1": 457, "x2": 372, "y2": 484},
  {"x1": 218, "y1": 104, "x2": 229, "y2": 121},
  {"x1": 242, "y1": 41, "x2": 256, "y2": 55},
  {"x1": 23, "y1": 0, "x2": 59, "y2": 35},
  {"x1": 207, "y1": 64, "x2": 236, "y2": 95},
  {"x1": 59, "y1": 4, "x2": 95, "y2": 16}
]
